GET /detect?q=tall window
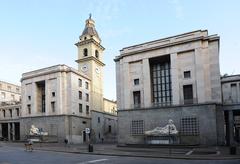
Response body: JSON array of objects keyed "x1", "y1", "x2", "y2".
[
  {"x1": 183, "y1": 85, "x2": 193, "y2": 104},
  {"x1": 231, "y1": 83, "x2": 237, "y2": 103},
  {"x1": 150, "y1": 56, "x2": 172, "y2": 106},
  {"x1": 79, "y1": 91, "x2": 82, "y2": 100},
  {"x1": 3, "y1": 110, "x2": 5, "y2": 117},
  {"x1": 83, "y1": 48, "x2": 88, "y2": 57},
  {"x1": 86, "y1": 105, "x2": 89, "y2": 114},
  {"x1": 95, "y1": 50, "x2": 99, "y2": 59},
  {"x1": 27, "y1": 104, "x2": 31, "y2": 114},
  {"x1": 133, "y1": 91, "x2": 141, "y2": 108},
  {"x1": 16, "y1": 108, "x2": 19, "y2": 116},
  {"x1": 78, "y1": 79, "x2": 82, "y2": 87},
  {"x1": 85, "y1": 82, "x2": 89, "y2": 89},
  {"x1": 1, "y1": 92, "x2": 6, "y2": 99},
  {"x1": 9, "y1": 109, "x2": 12, "y2": 117},
  {"x1": 51, "y1": 101, "x2": 55, "y2": 112},
  {"x1": 86, "y1": 93, "x2": 89, "y2": 102},
  {"x1": 79, "y1": 103, "x2": 82, "y2": 113}
]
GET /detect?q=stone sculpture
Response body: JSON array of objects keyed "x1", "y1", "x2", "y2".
[
  {"x1": 29, "y1": 125, "x2": 48, "y2": 135},
  {"x1": 145, "y1": 119, "x2": 178, "y2": 136}
]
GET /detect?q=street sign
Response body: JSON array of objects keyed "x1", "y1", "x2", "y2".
[{"x1": 85, "y1": 128, "x2": 90, "y2": 134}]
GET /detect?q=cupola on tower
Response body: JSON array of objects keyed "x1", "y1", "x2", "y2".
[{"x1": 75, "y1": 14, "x2": 105, "y2": 112}]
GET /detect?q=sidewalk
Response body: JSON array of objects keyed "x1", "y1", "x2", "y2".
[{"x1": 2, "y1": 142, "x2": 240, "y2": 160}]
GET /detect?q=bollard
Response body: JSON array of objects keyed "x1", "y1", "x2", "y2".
[{"x1": 88, "y1": 144, "x2": 93, "y2": 152}]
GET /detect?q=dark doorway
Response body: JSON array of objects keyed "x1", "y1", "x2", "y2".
[
  {"x1": 83, "y1": 131, "x2": 86, "y2": 142},
  {"x1": 14, "y1": 122, "x2": 20, "y2": 140},
  {"x1": 2, "y1": 123, "x2": 8, "y2": 140}
]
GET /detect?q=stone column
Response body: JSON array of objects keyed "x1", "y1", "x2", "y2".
[
  {"x1": 142, "y1": 59, "x2": 151, "y2": 108},
  {"x1": 123, "y1": 62, "x2": 130, "y2": 109},
  {"x1": 0, "y1": 123, "x2": 2, "y2": 137},
  {"x1": 228, "y1": 110, "x2": 234, "y2": 145},
  {"x1": 12, "y1": 123, "x2": 15, "y2": 141},
  {"x1": 8, "y1": 123, "x2": 11, "y2": 141},
  {"x1": 170, "y1": 53, "x2": 180, "y2": 105},
  {"x1": 33, "y1": 82, "x2": 38, "y2": 115}
]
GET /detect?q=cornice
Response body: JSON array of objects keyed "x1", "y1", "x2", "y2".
[
  {"x1": 75, "y1": 56, "x2": 105, "y2": 66},
  {"x1": 75, "y1": 38, "x2": 105, "y2": 50}
]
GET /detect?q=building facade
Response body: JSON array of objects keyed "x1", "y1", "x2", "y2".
[
  {"x1": 221, "y1": 75, "x2": 240, "y2": 145},
  {"x1": 115, "y1": 30, "x2": 225, "y2": 145},
  {"x1": 0, "y1": 81, "x2": 21, "y2": 103},
  {"x1": 0, "y1": 16, "x2": 117, "y2": 143},
  {"x1": 0, "y1": 81, "x2": 21, "y2": 141}
]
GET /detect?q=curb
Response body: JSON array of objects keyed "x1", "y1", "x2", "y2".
[{"x1": 34, "y1": 148, "x2": 240, "y2": 160}]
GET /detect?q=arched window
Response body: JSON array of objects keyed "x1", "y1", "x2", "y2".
[
  {"x1": 95, "y1": 50, "x2": 99, "y2": 59},
  {"x1": 83, "y1": 48, "x2": 88, "y2": 57}
]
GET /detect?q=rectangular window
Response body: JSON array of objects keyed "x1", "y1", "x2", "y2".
[
  {"x1": 150, "y1": 56, "x2": 172, "y2": 106},
  {"x1": 79, "y1": 91, "x2": 82, "y2": 100},
  {"x1": 184, "y1": 71, "x2": 191, "y2": 78},
  {"x1": 181, "y1": 117, "x2": 199, "y2": 136},
  {"x1": 131, "y1": 120, "x2": 144, "y2": 135},
  {"x1": 16, "y1": 108, "x2": 19, "y2": 116},
  {"x1": 51, "y1": 101, "x2": 55, "y2": 112},
  {"x1": 28, "y1": 96, "x2": 31, "y2": 100},
  {"x1": 133, "y1": 91, "x2": 141, "y2": 108},
  {"x1": 98, "y1": 117, "x2": 100, "y2": 123},
  {"x1": 79, "y1": 103, "x2": 82, "y2": 113},
  {"x1": 52, "y1": 92, "x2": 55, "y2": 97},
  {"x1": 9, "y1": 109, "x2": 12, "y2": 117},
  {"x1": 78, "y1": 79, "x2": 82, "y2": 87},
  {"x1": 231, "y1": 83, "x2": 237, "y2": 103},
  {"x1": 27, "y1": 104, "x2": 31, "y2": 114},
  {"x1": 85, "y1": 82, "x2": 89, "y2": 89},
  {"x1": 134, "y1": 79, "x2": 140, "y2": 85},
  {"x1": 108, "y1": 125, "x2": 112, "y2": 133},
  {"x1": 3, "y1": 110, "x2": 5, "y2": 117},
  {"x1": 1, "y1": 92, "x2": 6, "y2": 99},
  {"x1": 183, "y1": 84, "x2": 193, "y2": 104},
  {"x1": 86, "y1": 105, "x2": 89, "y2": 114},
  {"x1": 11, "y1": 94, "x2": 15, "y2": 100},
  {"x1": 86, "y1": 93, "x2": 89, "y2": 102}
]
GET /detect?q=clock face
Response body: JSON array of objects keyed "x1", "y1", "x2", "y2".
[
  {"x1": 95, "y1": 67, "x2": 100, "y2": 74},
  {"x1": 81, "y1": 64, "x2": 88, "y2": 72}
]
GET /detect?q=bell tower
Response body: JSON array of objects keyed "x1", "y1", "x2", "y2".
[{"x1": 75, "y1": 14, "x2": 105, "y2": 112}]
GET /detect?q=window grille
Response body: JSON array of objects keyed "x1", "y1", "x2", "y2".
[{"x1": 181, "y1": 117, "x2": 199, "y2": 136}]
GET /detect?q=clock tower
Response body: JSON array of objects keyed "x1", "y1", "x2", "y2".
[{"x1": 75, "y1": 15, "x2": 105, "y2": 112}]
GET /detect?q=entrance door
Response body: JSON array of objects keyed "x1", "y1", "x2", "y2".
[
  {"x1": 2, "y1": 123, "x2": 8, "y2": 140},
  {"x1": 14, "y1": 123, "x2": 20, "y2": 140}
]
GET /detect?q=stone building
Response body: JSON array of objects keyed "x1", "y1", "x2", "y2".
[
  {"x1": 0, "y1": 81, "x2": 21, "y2": 103},
  {"x1": 115, "y1": 30, "x2": 225, "y2": 145},
  {"x1": 0, "y1": 81, "x2": 21, "y2": 141},
  {"x1": 0, "y1": 16, "x2": 117, "y2": 143},
  {"x1": 221, "y1": 75, "x2": 240, "y2": 145}
]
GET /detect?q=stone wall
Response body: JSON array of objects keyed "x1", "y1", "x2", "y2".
[
  {"x1": 19, "y1": 115, "x2": 91, "y2": 143},
  {"x1": 118, "y1": 103, "x2": 225, "y2": 146}
]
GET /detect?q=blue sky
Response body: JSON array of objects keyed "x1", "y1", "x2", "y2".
[{"x1": 0, "y1": 0, "x2": 240, "y2": 100}]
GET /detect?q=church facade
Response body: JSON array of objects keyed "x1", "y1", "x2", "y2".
[{"x1": 0, "y1": 16, "x2": 117, "y2": 143}]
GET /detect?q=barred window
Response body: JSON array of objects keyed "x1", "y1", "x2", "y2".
[
  {"x1": 131, "y1": 120, "x2": 144, "y2": 135},
  {"x1": 181, "y1": 117, "x2": 199, "y2": 136}
]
